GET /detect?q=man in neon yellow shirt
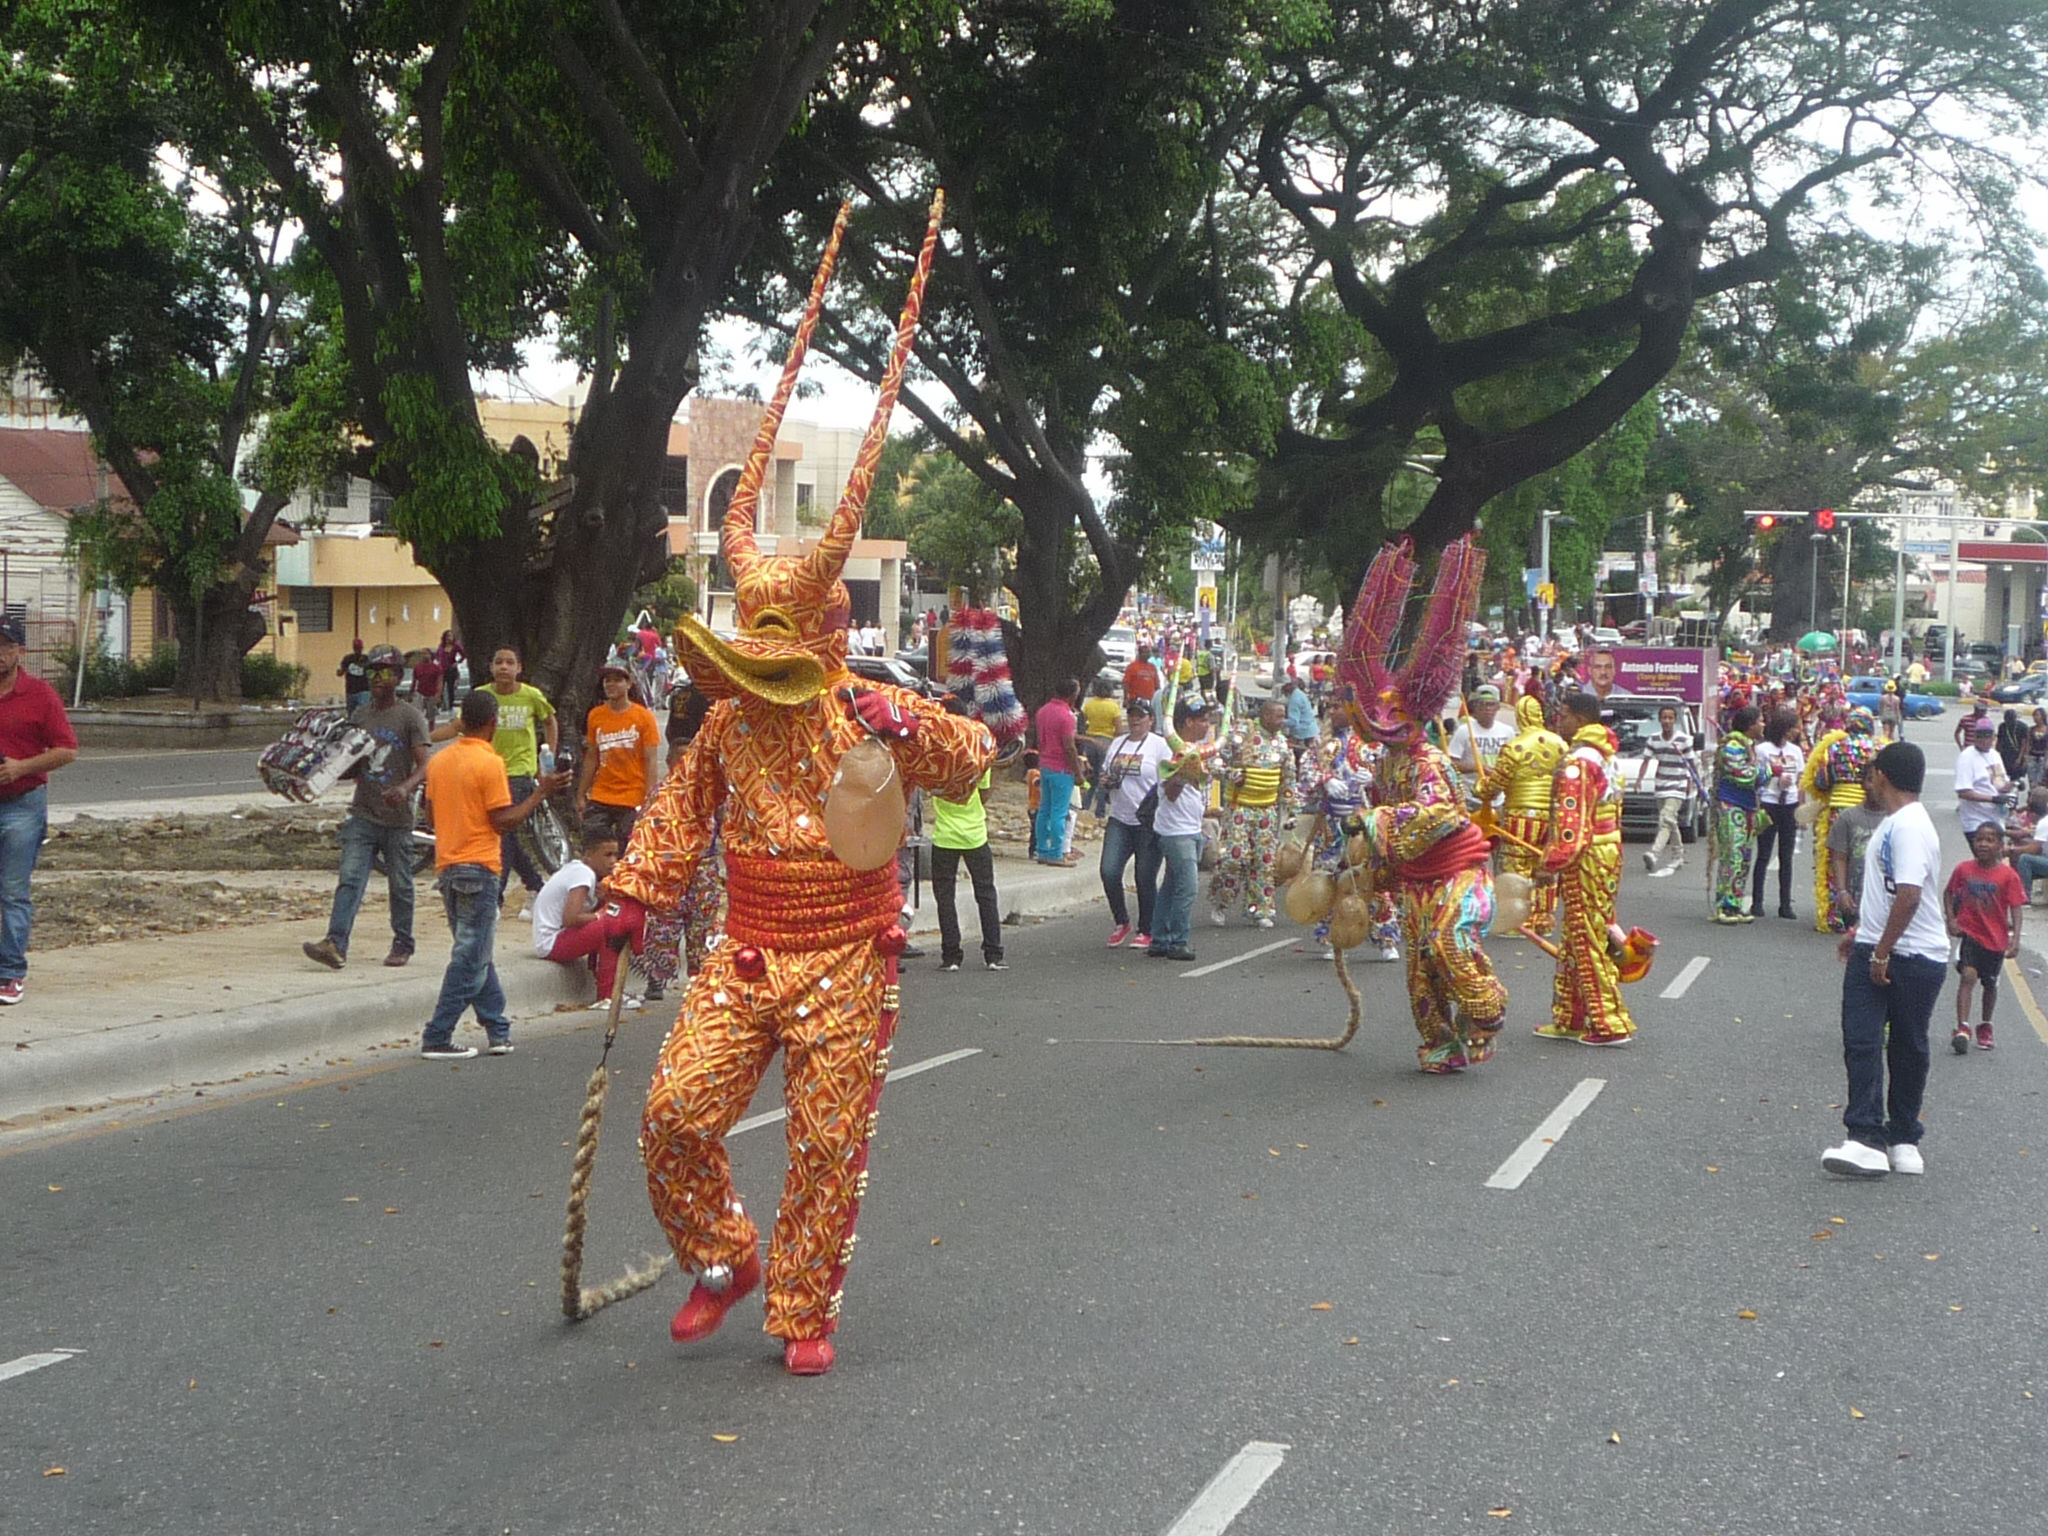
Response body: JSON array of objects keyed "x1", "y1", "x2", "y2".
[{"x1": 931, "y1": 694, "x2": 1005, "y2": 971}]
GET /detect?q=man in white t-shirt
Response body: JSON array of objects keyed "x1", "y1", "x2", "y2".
[
  {"x1": 1954, "y1": 719, "x2": 2008, "y2": 837},
  {"x1": 1448, "y1": 687, "x2": 1517, "y2": 794},
  {"x1": 531, "y1": 825, "x2": 633, "y2": 1008},
  {"x1": 1823, "y1": 741, "x2": 1949, "y2": 1178}
]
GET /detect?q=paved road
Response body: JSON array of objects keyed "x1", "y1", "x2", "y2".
[
  {"x1": 7, "y1": 741, "x2": 2046, "y2": 1535},
  {"x1": 48, "y1": 747, "x2": 261, "y2": 808}
]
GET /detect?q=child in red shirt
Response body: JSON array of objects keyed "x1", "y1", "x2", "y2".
[{"x1": 1945, "y1": 821, "x2": 2027, "y2": 1052}]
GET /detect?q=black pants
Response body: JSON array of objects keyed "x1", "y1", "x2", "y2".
[
  {"x1": 498, "y1": 774, "x2": 547, "y2": 897},
  {"x1": 585, "y1": 800, "x2": 638, "y2": 849},
  {"x1": 932, "y1": 842, "x2": 1003, "y2": 965},
  {"x1": 1752, "y1": 800, "x2": 1798, "y2": 911}
]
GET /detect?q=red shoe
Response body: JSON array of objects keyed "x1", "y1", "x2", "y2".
[
  {"x1": 669, "y1": 1251, "x2": 762, "y2": 1344},
  {"x1": 782, "y1": 1337, "x2": 835, "y2": 1375}
]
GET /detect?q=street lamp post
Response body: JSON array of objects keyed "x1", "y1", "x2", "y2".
[{"x1": 1537, "y1": 509, "x2": 1574, "y2": 642}]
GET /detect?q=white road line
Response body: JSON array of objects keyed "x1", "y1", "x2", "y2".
[
  {"x1": 1484, "y1": 1078, "x2": 1607, "y2": 1191},
  {"x1": 1, "y1": 1349, "x2": 83, "y2": 1384},
  {"x1": 1165, "y1": 1440, "x2": 1290, "y2": 1536},
  {"x1": 1660, "y1": 955, "x2": 1711, "y2": 1000},
  {"x1": 729, "y1": 1048, "x2": 981, "y2": 1135},
  {"x1": 1179, "y1": 938, "x2": 1298, "y2": 979}
]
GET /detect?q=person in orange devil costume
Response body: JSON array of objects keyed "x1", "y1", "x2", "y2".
[
  {"x1": 1338, "y1": 536, "x2": 1510, "y2": 1073},
  {"x1": 600, "y1": 200, "x2": 993, "y2": 1376}
]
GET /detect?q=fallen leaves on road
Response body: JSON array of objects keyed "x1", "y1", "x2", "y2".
[
  {"x1": 1811, "y1": 1231, "x2": 1833, "y2": 1241},
  {"x1": 383, "y1": 1208, "x2": 399, "y2": 1215},
  {"x1": 1608, "y1": 1432, "x2": 1621, "y2": 1445},
  {"x1": 1850, "y1": 1407, "x2": 1865, "y2": 1419},
  {"x1": 1309, "y1": 1302, "x2": 1333, "y2": 1311},
  {"x1": 1925, "y1": 1253, "x2": 1940, "y2": 1261},
  {"x1": 1487, "y1": 1507, "x2": 1512, "y2": 1518},
  {"x1": 1342, "y1": 1337, "x2": 1359, "y2": 1346},
  {"x1": 46, "y1": 1184, "x2": 60, "y2": 1192},
  {"x1": 712, "y1": 1434, "x2": 738, "y2": 1443},
  {"x1": 42, "y1": 1467, "x2": 64, "y2": 1477},
  {"x1": 342, "y1": 1196, "x2": 360, "y2": 1203},
  {"x1": 1737, "y1": 1310, "x2": 1758, "y2": 1321}
]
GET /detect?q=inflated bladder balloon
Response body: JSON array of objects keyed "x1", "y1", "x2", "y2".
[
  {"x1": 1493, "y1": 870, "x2": 1533, "y2": 933},
  {"x1": 1273, "y1": 839, "x2": 1307, "y2": 883},
  {"x1": 1325, "y1": 892, "x2": 1371, "y2": 950},
  {"x1": 824, "y1": 736, "x2": 906, "y2": 870},
  {"x1": 1283, "y1": 869, "x2": 1337, "y2": 927}
]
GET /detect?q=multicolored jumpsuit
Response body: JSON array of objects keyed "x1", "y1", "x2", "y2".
[
  {"x1": 1473, "y1": 697, "x2": 1566, "y2": 936},
  {"x1": 1800, "y1": 726, "x2": 1877, "y2": 933},
  {"x1": 1536, "y1": 726, "x2": 1636, "y2": 1045},
  {"x1": 1711, "y1": 730, "x2": 1762, "y2": 922},
  {"x1": 1211, "y1": 724, "x2": 1297, "y2": 922},
  {"x1": 1302, "y1": 732, "x2": 1399, "y2": 955},
  {"x1": 1359, "y1": 739, "x2": 1508, "y2": 1073},
  {"x1": 608, "y1": 683, "x2": 992, "y2": 1343}
]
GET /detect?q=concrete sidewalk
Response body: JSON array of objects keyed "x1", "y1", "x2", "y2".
[{"x1": 0, "y1": 849, "x2": 1106, "y2": 1131}]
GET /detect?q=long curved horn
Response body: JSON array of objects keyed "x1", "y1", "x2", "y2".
[
  {"x1": 723, "y1": 201, "x2": 852, "y2": 576},
  {"x1": 804, "y1": 190, "x2": 944, "y2": 586}
]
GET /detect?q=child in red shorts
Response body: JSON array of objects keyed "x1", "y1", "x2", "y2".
[{"x1": 1944, "y1": 821, "x2": 2026, "y2": 1052}]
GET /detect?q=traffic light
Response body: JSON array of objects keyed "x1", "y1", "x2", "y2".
[
  {"x1": 1750, "y1": 513, "x2": 1778, "y2": 532},
  {"x1": 1815, "y1": 507, "x2": 1836, "y2": 531}
]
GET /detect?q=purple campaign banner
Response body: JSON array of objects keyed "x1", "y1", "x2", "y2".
[{"x1": 1608, "y1": 646, "x2": 1714, "y2": 705}]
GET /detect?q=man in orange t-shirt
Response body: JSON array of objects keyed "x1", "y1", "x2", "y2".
[
  {"x1": 1122, "y1": 642, "x2": 1160, "y2": 704},
  {"x1": 577, "y1": 661, "x2": 663, "y2": 845},
  {"x1": 420, "y1": 689, "x2": 568, "y2": 1059}
]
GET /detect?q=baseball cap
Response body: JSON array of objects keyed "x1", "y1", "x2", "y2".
[
  {"x1": 1973, "y1": 719, "x2": 1996, "y2": 735},
  {"x1": 600, "y1": 660, "x2": 631, "y2": 678},
  {"x1": 365, "y1": 643, "x2": 403, "y2": 670},
  {"x1": 1127, "y1": 697, "x2": 1155, "y2": 717},
  {"x1": 1472, "y1": 685, "x2": 1501, "y2": 703},
  {"x1": 0, "y1": 616, "x2": 23, "y2": 647}
]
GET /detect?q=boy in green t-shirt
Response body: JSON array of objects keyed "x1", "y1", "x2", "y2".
[{"x1": 932, "y1": 694, "x2": 1005, "y2": 972}]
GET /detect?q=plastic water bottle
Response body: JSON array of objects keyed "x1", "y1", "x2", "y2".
[{"x1": 538, "y1": 745, "x2": 555, "y2": 776}]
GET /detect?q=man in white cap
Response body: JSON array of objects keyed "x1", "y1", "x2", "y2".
[
  {"x1": 1954, "y1": 718, "x2": 2009, "y2": 840},
  {"x1": 1448, "y1": 685, "x2": 1516, "y2": 787}
]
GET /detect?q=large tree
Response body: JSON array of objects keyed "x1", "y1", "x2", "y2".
[
  {"x1": 748, "y1": 0, "x2": 1291, "y2": 705},
  {"x1": 1245, "y1": 0, "x2": 2048, "y2": 587},
  {"x1": 0, "y1": 1, "x2": 330, "y2": 698},
  {"x1": 149, "y1": 0, "x2": 876, "y2": 715}
]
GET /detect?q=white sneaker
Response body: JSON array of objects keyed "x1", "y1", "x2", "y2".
[
  {"x1": 1647, "y1": 867, "x2": 1675, "y2": 878},
  {"x1": 1209, "y1": 907, "x2": 1227, "y2": 928},
  {"x1": 518, "y1": 906, "x2": 533, "y2": 922},
  {"x1": 1255, "y1": 916, "x2": 1275, "y2": 929},
  {"x1": 1821, "y1": 1140, "x2": 1891, "y2": 1178},
  {"x1": 1379, "y1": 944, "x2": 1401, "y2": 963},
  {"x1": 1642, "y1": 851, "x2": 1656, "y2": 873},
  {"x1": 1888, "y1": 1143, "x2": 1925, "y2": 1175},
  {"x1": 1318, "y1": 946, "x2": 1336, "y2": 961}
]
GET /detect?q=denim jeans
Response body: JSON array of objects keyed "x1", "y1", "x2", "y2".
[
  {"x1": 425, "y1": 862, "x2": 510, "y2": 1046},
  {"x1": 0, "y1": 785, "x2": 48, "y2": 981},
  {"x1": 1035, "y1": 770, "x2": 1075, "y2": 860},
  {"x1": 498, "y1": 775, "x2": 545, "y2": 896},
  {"x1": 325, "y1": 812, "x2": 417, "y2": 958},
  {"x1": 1099, "y1": 815, "x2": 1161, "y2": 934},
  {"x1": 1153, "y1": 832, "x2": 1201, "y2": 950},
  {"x1": 932, "y1": 842, "x2": 1003, "y2": 965},
  {"x1": 1839, "y1": 943, "x2": 1945, "y2": 1150},
  {"x1": 2017, "y1": 852, "x2": 2048, "y2": 889}
]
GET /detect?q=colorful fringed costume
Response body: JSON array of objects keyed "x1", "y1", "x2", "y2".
[
  {"x1": 1339, "y1": 537, "x2": 1508, "y2": 1074},
  {"x1": 942, "y1": 609, "x2": 1027, "y2": 749},
  {"x1": 1800, "y1": 708, "x2": 1877, "y2": 933},
  {"x1": 1535, "y1": 724, "x2": 1636, "y2": 1045},
  {"x1": 1211, "y1": 721, "x2": 1297, "y2": 923},
  {"x1": 1473, "y1": 695, "x2": 1566, "y2": 937},
  {"x1": 1710, "y1": 729, "x2": 1762, "y2": 923},
  {"x1": 603, "y1": 201, "x2": 994, "y2": 1375}
]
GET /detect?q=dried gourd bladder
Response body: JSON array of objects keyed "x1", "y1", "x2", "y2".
[{"x1": 824, "y1": 736, "x2": 906, "y2": 871}]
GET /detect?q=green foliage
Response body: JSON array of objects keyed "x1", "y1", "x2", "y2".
[
  {"x1": 1921, "y1": 681, "x2": 1963, "y2": 698},
  {"x1": 628, "y1": 560, "x2": 699, "y2": 633},
  {"x1": 49, "y1": 641, "x2": 178, "y2": 701},
  {"x1": 898, "y1": 456, "x2": 1022, "y2": 607},
  {"x1": 239, "y1": 651, "x2": 308, "y2": 701}
]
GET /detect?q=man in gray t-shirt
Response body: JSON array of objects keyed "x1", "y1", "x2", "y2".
[{"x1": 304, "y1": 645, "x2": 431, "y2": 970}]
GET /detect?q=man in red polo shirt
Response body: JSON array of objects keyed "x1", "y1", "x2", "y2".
[{"x1": 0, "y1": 617, "x2": 78, "y2": 1004}]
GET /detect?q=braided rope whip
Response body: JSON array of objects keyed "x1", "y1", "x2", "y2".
[
  {"x1": 1054, "y1": 944, "x2": 1363, "y2": 1050},
  {"x1": 561, "y1": 960, "x2": 672, "y2": 1321}
]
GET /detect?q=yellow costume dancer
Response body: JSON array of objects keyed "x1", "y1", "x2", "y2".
[
  {"x1": 1799, "y1": 707, "x2": 1878, "y2": 933},
  {"x1": 1535, "y1": 696, "x2": 1636, "y2": 1046},
  {"x1": 1475, "y1": 696, "x2": 1566, "y2": 936},
  {"x1": 603, "y1": 201, "x2": 993, "y2": 1377},
  {"x1": 1340, "y1": 536, "x2": 1508, "y2": 1074}
]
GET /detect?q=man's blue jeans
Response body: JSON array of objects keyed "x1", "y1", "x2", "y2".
[
  {"x1": 1035, "y1": 770, "x2": 1075, "y2": 860},
  {"x1": 2017, "y1": 852, "x2": 2048, "y2": 888},
  {"x1": 425, "y1": 863, "x2": 510, "y2": 1047},
  {"x1": 325, "y1": 813, "x2": 417, "y2": 959},
  {"x1": 1099, "y1": 815, "x2": 1161, "y2": 935},
  {"x1": 1153, "y1": 832, "x2": 1201, "y2": 950},
  {"x1": 1839, "y1": 943, "x2": 1944, "y2": 1150},
  {"x1": 0, "y1": 785, "x2": 48, "y2": 981}
]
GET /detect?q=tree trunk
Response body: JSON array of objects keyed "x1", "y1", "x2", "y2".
[
  {"x1": 1006, "y1": 482, "x2": 1131, "y2": 713},
  {"x1": 423, "y1": 405, "x2": 673, "y2": 738},
  {"x1": 169, "y1": 589, "x2": 267, "y2": 703}
]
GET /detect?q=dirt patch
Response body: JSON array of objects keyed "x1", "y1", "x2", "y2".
[
  {"x1": 32, "y1": 873, "x2": 338, "y2": 951},
  {"x1": 42, "y1": 805, "x2": 345, "y2": 874}
]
